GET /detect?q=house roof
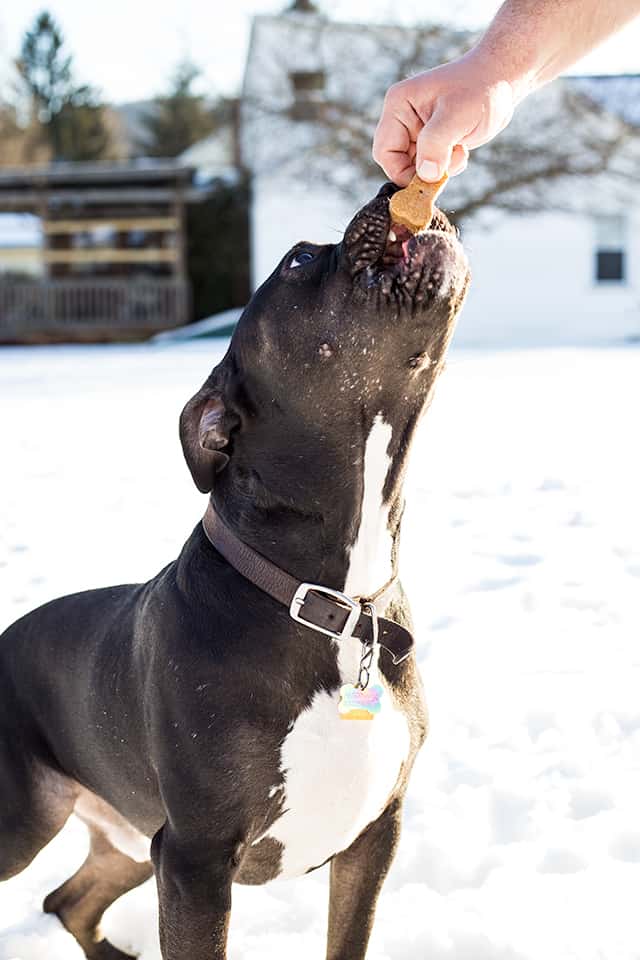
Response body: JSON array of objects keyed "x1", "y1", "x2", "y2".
[
  {"x1": 0, "y1": 160, "x2": 213, "y2": 214},
  {"x1": 253, "y1": 9, "x2": 470, "y2": 45},
  {"x1": 0, "y1": 160, "x2": 196, "y2": 190},
  {"x1": 179, "y1": 127, "x2": 238, "y2": 183}
]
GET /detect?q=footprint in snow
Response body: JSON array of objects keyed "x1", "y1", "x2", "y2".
[
  {"x1": 610, "y1": 832, "x2": 640, "y2": 863},
  {"x1": 569, "y1": 787, "x2": 614, "y2": 821},
  {"x1": 468, "y1": 576, "x2": 522, "y2": 592},
  {"x1": 538, "y1": 848, "x2": 588, "y2": 874},
  {"x1": 498, "y1": 553, "x2": 542, "y2": 568}
]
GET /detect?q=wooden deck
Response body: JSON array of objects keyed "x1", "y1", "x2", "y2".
[{"x1": 0, "y1": 161, "x2": 211, "y2": 342}]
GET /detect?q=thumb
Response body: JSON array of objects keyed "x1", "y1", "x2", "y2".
[{"x1": 415, "y1": 101, "x2": 463, "y2": 181}]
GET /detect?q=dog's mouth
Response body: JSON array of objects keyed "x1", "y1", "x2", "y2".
[
  {"x1": 343, "y1": 184, "x2": 465, "y2": 308},
  {"x1": 382, "y1": 205, "x2": 456, "y2": 264}
]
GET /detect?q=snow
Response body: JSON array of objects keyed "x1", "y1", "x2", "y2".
[
  {"x1": 0, "y1": 214, "x2": 42, "y2": 250},
  {"x1": 1, "y1": 341, "x2": 639, "y2": 960}
]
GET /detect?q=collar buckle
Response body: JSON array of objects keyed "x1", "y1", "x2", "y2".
[{"x1": 289, "y1": 582, "x2": 361, "y2": 641}]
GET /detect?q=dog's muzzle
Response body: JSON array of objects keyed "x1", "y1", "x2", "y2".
[{"x1": 342, "y1": 184, "x2": 466, "y2": 307}]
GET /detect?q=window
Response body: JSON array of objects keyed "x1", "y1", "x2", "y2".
[
  {"x1": 596, "y1": 250, "x2": 624, "y2": 282},
  {"x1": 290, "y1": 70, "x2": 325, "y2": 121},
  {"x1": 595, "y1": 215, "x2": 627, "y2": 284}
]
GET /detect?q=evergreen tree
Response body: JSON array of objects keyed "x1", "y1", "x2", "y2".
[
  {"x1": 141, "y1": 61, "x2": 216, "y2": 157},
  {"x1": 17, "y1": 11, "x2": 109, "y2": 162}
]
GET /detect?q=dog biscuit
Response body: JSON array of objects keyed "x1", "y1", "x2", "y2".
[{"x1": 389, "y1": 172, "x2": 449, "y2": 234}]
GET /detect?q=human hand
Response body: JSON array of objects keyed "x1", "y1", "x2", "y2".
[{"x1": 372, "y1": 50, "x2": 520, "y2": 185}]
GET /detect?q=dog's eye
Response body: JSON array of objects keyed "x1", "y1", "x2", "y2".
[{"x1": 290, "y1": 251, "x2": 316, "y2": 268}]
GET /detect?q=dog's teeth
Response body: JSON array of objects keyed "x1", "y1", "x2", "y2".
[{"x1": 388, "y1": 230, "x2": 397, "y2": 242}]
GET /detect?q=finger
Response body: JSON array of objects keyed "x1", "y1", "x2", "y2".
[
  {"x1": 372, "y1": 118, "x2": 409, "y2": 183},
  {"x1": 448, "y1": 143, "x2": 469, "y2": 177},
  {"x1": 415, "y1": 99, "x2": 465, "y2": 180},
  {"x1": 372, "y1": 147, "x2": 415, "y2": 186},
  {"x1": 373, "y1": 88, "x2": 425, "y2": 185},
  {"x1": 389, "y1": 159, "x2": 416, "y2": 187}
]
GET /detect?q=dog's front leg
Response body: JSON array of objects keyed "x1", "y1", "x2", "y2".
[
  {"x1": 326, "y1": 798, "x2": 404, "y2": 960},
  {"x1": 152, "y1": 825, "x2": 236, "y2": 960}
]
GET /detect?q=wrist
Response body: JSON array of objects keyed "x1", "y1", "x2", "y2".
[{"x1": 464, "y1": 39, "x2": 540, "y2": 104}]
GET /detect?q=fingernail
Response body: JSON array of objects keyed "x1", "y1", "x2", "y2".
[{"x1": 417, "y1": 161, "x2": 441, "y2": 182}]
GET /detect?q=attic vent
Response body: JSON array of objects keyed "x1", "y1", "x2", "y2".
[{"x1": 290, "y1": 70, "x2": 326, "y2": 121}]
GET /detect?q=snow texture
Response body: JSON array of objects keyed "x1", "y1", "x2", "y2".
[
  {"x1": 1, "y1": 342, "x2": 639, "y2": 959},
  {"x1": 0, "y1": 214, "x2": 42, "y2": 250}
]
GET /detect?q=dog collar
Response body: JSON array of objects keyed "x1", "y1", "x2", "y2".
[{"x1": 201, "y1": 503, "x2": 414, "y2": 665}]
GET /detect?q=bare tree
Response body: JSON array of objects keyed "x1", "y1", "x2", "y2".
[{"x1": 242, "y1": 16, "x2": 639, "y2": 223}]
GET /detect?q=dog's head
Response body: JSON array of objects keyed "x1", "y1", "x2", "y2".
[{"x1": 180, "y1": 183, "x2": 470, "y2": 508}]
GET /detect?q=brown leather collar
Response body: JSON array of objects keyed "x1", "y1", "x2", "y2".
[{"x1": 201, "y1": 503, "x2": 414, "y2": 665}]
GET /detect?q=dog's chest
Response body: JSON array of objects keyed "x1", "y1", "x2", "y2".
[
  {"x1": 254, "y1": 647, "x2": 411, "y2": 880},
  {"x1": 244, "y1": 414, "x2": 411, "y2": 880}
]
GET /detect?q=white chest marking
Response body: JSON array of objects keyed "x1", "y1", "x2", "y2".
[
  {"x1": 259, "y1": 415, "x2": 410, "y2": 880},
  {"x1": 263, "y1": 682, "x2": 410, "y2": 878}
]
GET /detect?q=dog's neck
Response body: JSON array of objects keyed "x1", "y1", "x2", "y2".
[
  {"x1": 342, "y1": 415, "x2": 396, "y2": 598},
  {"x1": 210, "y1": 414, "x2": 405, "y2": 598}
]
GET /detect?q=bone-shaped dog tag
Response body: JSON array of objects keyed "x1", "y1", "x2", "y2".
[{"x1": 338, "y1": 683, "x2": 383, "y2": 720}]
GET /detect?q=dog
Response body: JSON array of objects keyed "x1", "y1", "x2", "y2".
[{"x1": 0, "y1": 183, "x2": 469, "y2": 960}]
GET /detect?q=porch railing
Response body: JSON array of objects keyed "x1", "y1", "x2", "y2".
[{"x1": 0, "y1": 279, "x2": 188, "y2": 338}]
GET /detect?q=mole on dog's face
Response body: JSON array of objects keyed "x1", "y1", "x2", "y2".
[{"x1": 180, "y1": 184, "x2": 470, "y2": 521}]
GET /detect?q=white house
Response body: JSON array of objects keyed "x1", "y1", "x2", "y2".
[{"x1": 239, "y1": 3, "x2": 640, "y2": 346}]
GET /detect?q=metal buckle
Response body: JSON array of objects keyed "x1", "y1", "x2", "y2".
[{"x1": 289, "y1": 582, "x2": 362, "y2": 641}]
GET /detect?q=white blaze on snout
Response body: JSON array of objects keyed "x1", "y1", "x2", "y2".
[{"x1": 254, "y1": 414, "x2": 409, "y2": 880}]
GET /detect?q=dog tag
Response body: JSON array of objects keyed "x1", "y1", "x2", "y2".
[{"x1": 338, "y1": 683, "x2": 383, "y2": 720}]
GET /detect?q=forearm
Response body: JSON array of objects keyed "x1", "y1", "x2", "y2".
[{"x1": 474, "y1": 0, "x2": 640, "y2": 99}]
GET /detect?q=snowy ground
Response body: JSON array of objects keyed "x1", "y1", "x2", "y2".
[{"x1": 1, "y1": 341, "x2": 639, "y2": 960}]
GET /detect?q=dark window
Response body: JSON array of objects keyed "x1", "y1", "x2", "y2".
[
  {"x1": 596, "y1": 250, "x2": 625, "y2": 283},
  {"x1": 290, "y1": 70, "x2": 325, "y2": 121},
  {"x1": 594, "y1": 215, "x2": 626, "y2": 285}
]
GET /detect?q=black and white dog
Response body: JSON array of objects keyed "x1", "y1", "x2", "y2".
[{"x1": 0, "y1": 183, "x2": 469, "y2": 960}]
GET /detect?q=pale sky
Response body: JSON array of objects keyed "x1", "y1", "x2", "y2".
[{"x1": 0, "y1": 0, "x2": 638, "y2": 104}]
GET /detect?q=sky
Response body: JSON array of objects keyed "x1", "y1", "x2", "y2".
[{"x1": 0, "y1": 0, "x2": 639, "y2": 105}]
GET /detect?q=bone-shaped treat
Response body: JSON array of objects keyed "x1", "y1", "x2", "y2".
[{"x1": 389, "y1": 172, "x2": 449, "y2": 234}]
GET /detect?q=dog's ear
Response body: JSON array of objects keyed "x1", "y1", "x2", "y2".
[{"x1": 180, "y1": 383, "x2": 234, "y2": 494}]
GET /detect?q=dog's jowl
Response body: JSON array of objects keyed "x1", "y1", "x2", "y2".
[{"x1": 0, "y1": 183, "x2": 470, "y2": 960}]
